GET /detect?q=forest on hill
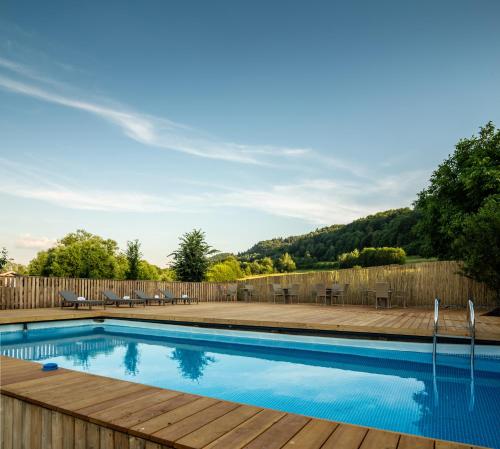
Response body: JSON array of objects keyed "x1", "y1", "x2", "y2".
[{"x1": 238, "y1": 208, "x2": 421, "y2": 268}]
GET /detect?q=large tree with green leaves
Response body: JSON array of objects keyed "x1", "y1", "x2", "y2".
[
  {"x1": 169, "y1": 229, "x2": 218, "y2": 282},
  {"x1": 414, "y1": 122, "x2": 500, "y2": 302},
  {"x1": 28, "y1": 230, "x2": 120, "y2": 279}
]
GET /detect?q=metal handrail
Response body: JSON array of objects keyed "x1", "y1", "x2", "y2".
[
  {"x1": 468, "y1": 298, "x2": 476, "y2": 411},
  {"x1": 432, "y1": 297, "x2": 440, "y2": 365},
  {"x1": 468, "y1": 298, "x2": 475, "y2": 364},
  {"x1": 432, "y1": 297, "x2": 440, "y2": 407}
]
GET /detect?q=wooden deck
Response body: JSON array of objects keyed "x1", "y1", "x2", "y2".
[
  {"x1": 0, "y1": 356, "x2": 489, "y2": 449},
  {"x1": 1, "y1": 303, "x2": 499, "y2": 341}
]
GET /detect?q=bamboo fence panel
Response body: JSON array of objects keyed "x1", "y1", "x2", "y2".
[
  {"x1": 237, "y1": 261, "x2": 496, "y2": 308},
  {"x1": 0, "y1": 261, "x2": 496, "y2": 310}
]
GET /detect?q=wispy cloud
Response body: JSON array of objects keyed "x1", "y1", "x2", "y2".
[
  {"x1": 0, "y1": 57, "x2": 311, "y2": 164},
  {"x1": 15, "y1": 234, "x2": 55, "y2": 250},
  {"x1": 0, "y1": 158, "x2": 424, "y2": 224},
  {"x1": 0, "y1": 158, "x2": 186, "y2": 213}
]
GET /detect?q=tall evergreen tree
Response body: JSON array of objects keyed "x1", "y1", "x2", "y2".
[
  {"x1": 125, "y1": 239, "x2": 142, "y2": 280},
  {"x1": 170, "y1": 229, "x2": 217, "y2": 282}
]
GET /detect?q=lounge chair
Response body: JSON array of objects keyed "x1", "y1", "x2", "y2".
[
  {"x1": 159, "y1": 289, "x2": 198, "y2": 304},
  {"x1": 103, "y1": 290, "x2": 146, "y2": 307},
  {"x1": 134, "y1": 290, "x2": 169, "y2": 305},
  {"x1": 59, "y1": 290, "x2": 105, "y2": 310}
]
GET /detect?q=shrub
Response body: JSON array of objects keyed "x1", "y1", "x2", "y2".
[
  {"x1": 206, "y1": 256, "x2": 244, "y2": 282},
  {"x1": 275, "y1": 253, "x2": 296, "y2": 273},
  {"x1": 338, "y1": 247, "x2": 405, "y2": 268},
  {"x1": 338, "y1": 249, "x2": 360, "y2": 269},
  {"x1": 358, "y1": 247, "x2": 406, "y2": 267}
]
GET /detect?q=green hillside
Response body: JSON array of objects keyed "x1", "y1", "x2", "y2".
[{"x1": 238, "y1": 208, "x2": 422, "y2": 267}]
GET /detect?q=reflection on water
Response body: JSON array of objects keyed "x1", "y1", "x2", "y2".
[
  {"x1": 124, "y1": 342, "x2": 140, "y2": 376},
  {"x1": 170, "y1": 348, "x2": 215, "y2": 381},
  {"x1": 1, "y1": 326, "x2": 499, "y2": 449}
]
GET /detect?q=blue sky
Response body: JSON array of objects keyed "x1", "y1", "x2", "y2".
[{"x1": 1, "y1": 0, "x2": 499, "y2": 266}]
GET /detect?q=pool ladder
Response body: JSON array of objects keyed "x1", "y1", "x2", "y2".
[
  {"x1": 432, "y1": 297, "x2": 476, "y2": 408},
  {"x1": 433, "y1": 297, "x2": 475, "y2": 364}
]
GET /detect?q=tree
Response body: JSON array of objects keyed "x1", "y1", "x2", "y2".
[
  {"x1": 414, "y1": 122, "x2": 500, "y2": 304},
  {"x1": 206, "y1": 256, "x2": 244, "y2": 282},
  {"x1": 276, "y1": 253, "x2": 296, "y2": 273},
  {"x1": 0, "y1": 247, "x2": 9, "y2": 271},
  {"x1": 456, "y1": 195, "x2": 500, "y2": 303},
  {"x1": 169, "y1": 229, "x2": 217, "y2": 282},
  {"x1": 28, "y1": 230, "x2": 120, "y2": 279},
  {"x1": 125, "y1": 239, "x2": 142, "y2": 280},
  {"x1": 238, "y1": 208, "x2": 422, "y2": 267}
]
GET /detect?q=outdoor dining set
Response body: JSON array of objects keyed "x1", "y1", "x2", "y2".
[{"x1": 216, "y1": 282, "x2": 408, "y2": 308}]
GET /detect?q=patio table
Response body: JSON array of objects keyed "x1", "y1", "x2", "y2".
[
  {"x1": 282, "y1": 286, "x2": 291, "y2": 304},
  {"x1": 242, "y1": 287, "x2": 253, "y2": 302}
]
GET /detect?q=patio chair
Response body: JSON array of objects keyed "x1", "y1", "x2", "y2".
[
  {"x1": 375, "y1": 282, "x2": 391, "y2": 309},
  {"x1": 360, "y1": 284, "x2": 374, "y2": 305},
  {"x1": 59, "y1": 290, "x2": 105, "y2": 310},
  {"x1": 331, "y1": 283, "x2": 349, "y2": 306},
  {"x1": 225, "y1": 283, "x2": 238, "y2": 301},
  {"x1": 134, "y1": 290, "x2": 169, "y2": 305},
  {"x1": 242, "y1": 284, "x2": 255, "y2": 302},
  {"x1": 159, "y1": 289, "x2": 199, "y2": 304},
  {"x1": 286, "y1": 284, "x2": 300, "y2": 304},
  {"x1": 102, "y1": 290, "x2": 146, "y2": 307},
  {"x1": 216, "y1": 284, "x2": 226, "y2": 302},
  {"x1": 269, "y1": 284, "x2": 285, "y2": 303},
  {"x1": 313, "y1": 283, "x2": 330, "y2": 305}
]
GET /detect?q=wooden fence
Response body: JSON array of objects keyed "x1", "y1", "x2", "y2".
[
  {"x1": 0, "y1": 277, "x2": 227, "y2": 310},
  {"x1": 0, "y1": 261, "x2": 496, "y2": 310}
]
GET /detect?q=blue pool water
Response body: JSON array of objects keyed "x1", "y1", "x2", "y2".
[{"x1": 1, "y1": 319, "x2": 499, "y2": 448}]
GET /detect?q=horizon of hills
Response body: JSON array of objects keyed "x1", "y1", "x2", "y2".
[{"x1": 232, "y1": 208, "x2": 423, "y2": 268}]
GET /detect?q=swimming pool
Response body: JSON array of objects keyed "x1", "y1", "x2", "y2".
[{"x1": 1, "y1": 319, "x2": 499, "y2": 448}]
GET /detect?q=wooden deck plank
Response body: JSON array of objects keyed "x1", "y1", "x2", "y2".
[
  {"x1": 321, "y1": 423, "x2": 368, "y2": 449},
  {"x1": 76, "y1": 387, "x2": 169, "y2": 416},
  {"x1": 280, "y1": 419, "x2": 338, "y2": 449},
  {"x1": 398, "y1": 434, "x2": 434, "y2": 449},
  {"x1": 241, "y1": 414, "x2": 310, "y2": 449},
  {"x1": 203, "y1": 409, "x2": 286, "y2": 449},
  {"x1": 110, "y1": 394, "x2": 201, "y2": 431},
  {"x1": 174, "y1": 405, "x2": 261, "y2": 449},
  {"x1": 360, "y1": 429, "x2": 400, "y2": 449},
  {"x1": 152, "y1": 401, "x2": 240, "y2": 444},
  {"x1": 435, "y1": 441, "x2": 473, "y2": 449},
  {"x1": 131, "y1": 397, "x2": 219, "y2": 436},
  {"x1": 85, "y1": 389, "x2": 181, "y2": 421}
]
